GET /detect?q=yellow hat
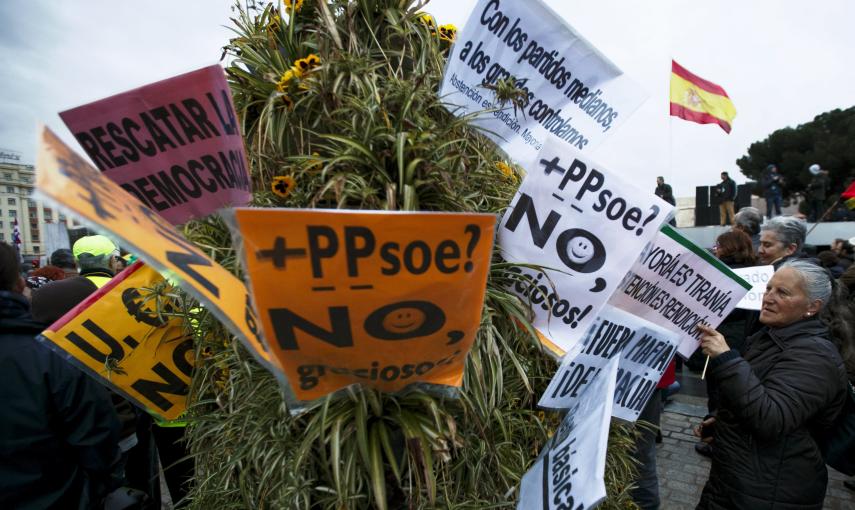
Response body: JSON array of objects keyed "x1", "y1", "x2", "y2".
[{"x1": 73, "y1": 235, "x2": 118, "y2": 259}]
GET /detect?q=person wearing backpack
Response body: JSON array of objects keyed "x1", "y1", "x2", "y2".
[{"x1": 694, "y1": 260, "x2": 851, "y2": 509}]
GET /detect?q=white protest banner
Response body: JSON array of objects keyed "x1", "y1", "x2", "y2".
[
  {"x1": 518, "y1": 354, "x2": 617, "y2": 510},
  {"x1": 440, "y1": 0, "x2": 645, "y2": 164},
  {"x1": 497, "y1": 138, "x2": 673, "y2": 354},
  {"x1": 538, "y1": 305, "x2": 680, "y2": 421},
  {"x1": 43, "y1": 222, "x2": 71, "y2": 256},
  {"x1": 608, "y1": 225, "x2": 751, "y2": 359},
  {"x1": 731, "y1": 265, "x2": 773, "y2": 311}
]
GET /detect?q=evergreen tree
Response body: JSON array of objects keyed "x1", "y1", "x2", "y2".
[{"x1": 736, "y1": 107, "x2": 855, "y2": 198}]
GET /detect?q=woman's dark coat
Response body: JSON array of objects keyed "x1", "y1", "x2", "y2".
[{"x1": 698, "y1": 317, "x2": 847, "y2": 509}]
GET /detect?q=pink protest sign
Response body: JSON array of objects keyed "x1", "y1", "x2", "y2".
[{"x1": 60, "y1": 65, "x2": 252, "y2": 225}]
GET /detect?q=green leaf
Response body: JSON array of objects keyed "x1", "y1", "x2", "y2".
[{"x1": 368, "y1": 422, "x2": 387, "y2": 510}]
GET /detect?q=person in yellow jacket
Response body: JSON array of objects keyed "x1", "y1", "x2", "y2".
[{"x1": 72, "y1": 235, "x2": 122, "y2": 288}]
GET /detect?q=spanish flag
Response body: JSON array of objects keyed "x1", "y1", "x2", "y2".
[
  {"x1": 670, "y1": 60, "x2": 736, "y2": 133},
  {"x1": 842, "y1": 182, "x2": 855, "y2": 210}
]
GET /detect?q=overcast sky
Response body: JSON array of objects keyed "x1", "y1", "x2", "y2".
[
  {"x1": 2, "y1": 0, "x2": 853, "y2": 198},
  {"x1": 0, "y1": 0, "x2": 233, "y2": 164}
]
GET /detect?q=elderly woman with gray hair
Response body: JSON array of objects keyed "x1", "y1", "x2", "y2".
[
  {"x1": 757, "y1": 216, "x2": 807, "y2": 268},
  {"x1": 732, "y1": 206, "x2": 763, "y2": 251},
  {"x1": 694, "y1": 260, "x2": 853, "y2": 509}
]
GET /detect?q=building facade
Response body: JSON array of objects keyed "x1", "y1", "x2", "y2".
[{"x1": 0, "y1": 159, "x2": 78, "y2": 258}]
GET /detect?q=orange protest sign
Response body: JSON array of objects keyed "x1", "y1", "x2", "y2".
[
  {"x1": 35, "y1": 126, "x2": 273, "y2": 369},
  {"x1": 38, "y1": 263, "x2": 192, "y2": 421},
  {"x1": 232, "y1": 209, "x2": 495, "y2": 402}
]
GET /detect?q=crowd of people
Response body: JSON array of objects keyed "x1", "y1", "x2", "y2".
[
  {"x1": 1, "y1": 236, "x2": 189, "y2": 510},
  {"x1": 753, "y1": 163, "x2": 850, "y2": 224},
  {"x1": 659, "y1": 163, "x2": 853, "y2": 229},
  {"x1": 630, "y1": 210, "x2": 855, "y2": 509}
]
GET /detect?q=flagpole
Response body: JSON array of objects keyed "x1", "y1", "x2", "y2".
[
  {"x1": 805, "y1": 201, "x2": 840, "y2": 237},
  {"x1": 668, "y1": 58, "x2": 674, "y2": 210}
]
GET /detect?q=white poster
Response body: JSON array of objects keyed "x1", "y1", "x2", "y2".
[
  {"x1": 518, "y1": 355, "x2": 617, "y2": 510},
  {"x1": 497, "y1": 138, "x2": 673, "y2": 354},
  {"x1": 43, "y1": 222, "x2": 71, "y2": 257},
  {"x1": 440, "y1": 0, "x2": 646, "y2": 164},
  {"x1": 608, "y1": 225, "x2": 751, "y2": 359},
  {"x1": 731, "y1": 265, "x2": 773, "y2": 311},
  {"x1": 538, "y1": 305, "x2": 680, "y2": 421}
]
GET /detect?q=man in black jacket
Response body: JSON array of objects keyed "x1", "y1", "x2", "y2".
[
  {"x1": 715, "y1": 171, "x2": 737, "y2": 226},
  {"x1": 655, "y1": 176, "x2": 677, "y2": 227},
  {"x1": 0, "y1": 242, "x2": 120, "y2": 509},
  {"x1": 806, "y1": 164, "x2": 830, "y2": 223},
  {"x1": 763, "y1": 164, "x2": 784, "y2": 218}
]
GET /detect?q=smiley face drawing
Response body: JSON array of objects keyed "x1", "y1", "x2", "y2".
[
  {"x1": 566, "y1": 236, "x2": 595, "y2": 265},
  {"x1": 382, "y1": 307, "x2": 426, "y2": 335},
  {"x1": 556, "y1": 229, "x2": 606, "y2": 273},
  {"x1": 364, "y1": 300, "x2": 446, "y2": 340}
]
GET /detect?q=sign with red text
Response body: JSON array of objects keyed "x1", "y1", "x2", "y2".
[
  {"x1": 60, "y1": 65, "x2": 251, "y2": 224},
  {"x1": 440, "y1": 0, "x2": 645, "y2": 164},
  {"x1": 38, "y1": 263, "x2": 192, "y2": 421},
  {"x1": 497, "y1": 138, "x2": 673, "y2": 355},
  {"x1": 231, "y1": 209, "x2": 495, "y2": 403},
  {"x1": 608, "y1": 225, "x2": 751, "y2": 358}
]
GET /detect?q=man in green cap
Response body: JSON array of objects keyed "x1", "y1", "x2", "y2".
[{"x1": 72, "y1": 235, "x2": 122, "y2": 288}]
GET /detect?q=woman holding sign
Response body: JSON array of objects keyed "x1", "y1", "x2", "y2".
[
  {"x1": 694, "y1": 231, "x2": 758, "y2": 458},
  {"x1": 695, "y1": 260, "x2": 853, "y2": 509}
]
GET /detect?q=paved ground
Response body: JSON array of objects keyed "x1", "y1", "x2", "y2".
[{"x1": 658, "y1": 371, "x2": 854, "y2": 509}]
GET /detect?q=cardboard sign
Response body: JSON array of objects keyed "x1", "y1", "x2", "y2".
[
  {"x1": 231, "y1": 208, "x2": 494, "y2": 402},
  {"x1": 518, "y1": 354, "x2": 617, "y2": 510},
  {"x1": 731, "y1": 265, "x2": 774, "y2": 311},
  {"x1": 60, "y1": 65, "x2": 251, "y2": 225},
  {"x1": 35, "y1": 127, "x2": 273, "y2": 370},
  {"x1": 440, "y1": 0, "x2": 645, "y2": 164},
  {"x1": 608, "y1": 225, "x2": 751, "y2": 358},
  {"x1": 38, "y1": 263, "x2": 192, "y2": 421},
  {"x1": 497, "y1": 138, "x2": 673, "y2": 355},
  {"x1": 538, "y1": 305, "x2": 680, "y2": 421}
]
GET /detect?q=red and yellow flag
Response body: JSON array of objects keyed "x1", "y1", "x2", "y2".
[
  {"x1": 670, "y1": 60, "x2": 736, "y2": 133},
  {"x1": 842, "y1": 182, "x2": 855, "y2": 210}
]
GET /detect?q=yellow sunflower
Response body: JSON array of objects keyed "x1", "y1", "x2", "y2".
[
  {"x1": 266, "y1": 13, "x2": 281, "y2": 32},
  {"x1": 438, "y1": 24, "x2": 457, "y2": 42},
  {"x1": 418, "y1": 13, "x2": 437, "y2": 31},
  {"x1": 304, "y1": 53, "x2": 321, "y2": 68},
  {"x1": 272, "y1": 175, "x2": 296, "y2": 197},
  {"x1": 306, "y1": 152, "x2": 323, "y2": 172},
  {"x1": 284, "y1": 0, "x2": 303, "y2": 14},
  {"x1": 294, "y1": 54, "x2": 321, "y2": 75},
  {"x1": 276, "y1": 68, "x2": 302, "y2": 92},
  {"x1": 495, "y1": 161, "x2": 516, "y2": 181}
]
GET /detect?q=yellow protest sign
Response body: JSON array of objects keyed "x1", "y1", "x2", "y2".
[
  {"x1": 35, "y1": 127, "x2": 273, "y2": 369},
  {"x1": 232, "y1": 208, "x2": 495, "y2": 402},
  {"x1": 39, "y1": 263, "x2": 192, "y2": 421}
]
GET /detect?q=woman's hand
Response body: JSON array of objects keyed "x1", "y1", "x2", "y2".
[
  {"x1": 693, "y1": 416, "x2": 716, "y2": 442},
  {"x1": 696, "y1": 323, "x2": 730, "y2": 358}
]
